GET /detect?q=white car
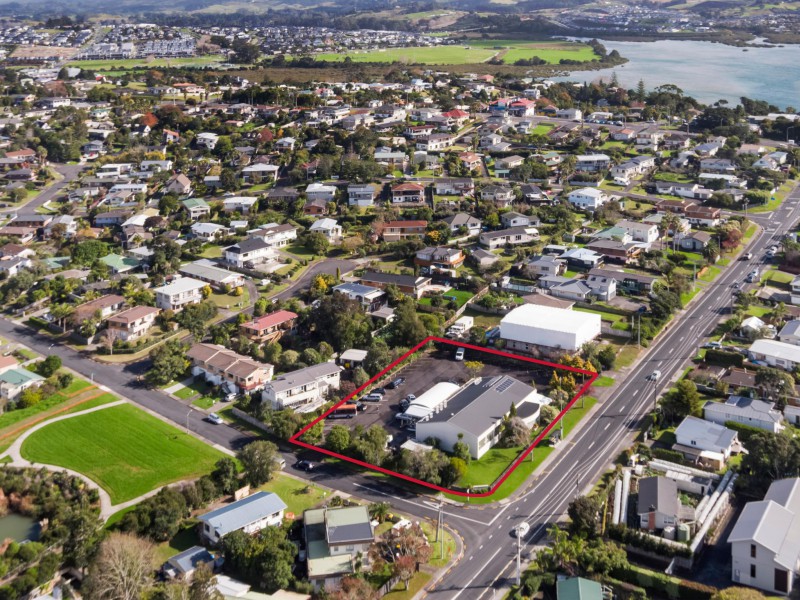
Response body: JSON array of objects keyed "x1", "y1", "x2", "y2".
[
  {"x1": 513, "y1": 522, "x2": 530, "y2": 537},
  {"x1": 646, "y1": 370, "x2": 661, "y2": 382},
  {"x1": 206, "y1": 413, "x2": 224, "y2": 425},
  {"x1": 455, "y1": 347, "x2": 466, "y2": 361}
]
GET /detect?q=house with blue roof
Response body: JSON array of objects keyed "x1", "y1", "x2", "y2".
[{"x1": 198, "y1": 491, "x2": 287, "y2": 545}]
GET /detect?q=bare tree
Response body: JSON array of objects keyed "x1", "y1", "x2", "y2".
[
  {"x1": 102, "y1": 328, "x2": 122, "y2": 355},
  {"x1": 84, "y1": 533, "x2": 156, "y2": 600}
]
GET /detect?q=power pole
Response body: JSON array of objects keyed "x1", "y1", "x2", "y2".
[
  {"x1": 438, "y1": 502, "x2": 444, "y2": 560},
  {"x1": 516, "y1": 527, "x2": 522, "y2": 586}
]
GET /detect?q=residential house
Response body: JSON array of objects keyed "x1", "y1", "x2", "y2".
[
  {"x1": 414, "y1": 247, "x2": 466, "y2": 271},
  {"x1": 391, "y1": 183, "x2": 426, "y2": 205},
  {"x1": 241, "y1": 163, "x2": 278, "y2": 183},
  {"x1": 556, "y1": 578, "x2": 604, "y2": 600},
  {"x1": 304, "y1": 506, "x2": 374, "y2": 590},
  {"x1": 347, "y1": 184, "x2": 379, "y2": 207},
  {"x1": 358, "y1": 271, "x2": 431, "y2": 299},
  {"x1": 585, "y1": 273, "x2": 617, "y2": 301},
  {"x1": 303, "y1": 198, "x2": 328, "y2": 216},
  {"x1": 73, "y1": 294, "x2": 125, "y2": 325},
  {"x1": 416, "y1": 134, "x2": 453, "y2": 151},
  {"x1": 478, "y1": 226, "x2": 539, "y2": 250},
  {"x1": 441, "y1": 213, "x2": 481, "y2": 237},
  {"x1": 333, "y1": 283, "x2": 386, "y2": 313},
  {"x1": 615, "y1": 220, "x2": 659, "y2": 244},
  {"x1": 728, "y1": 477, "x2": 800, "y2": 595},
  {"x1": 99, "y1": 253, "x2": 140, "y2": 274},
  {"x1": 262, "y1": 362, "x2": 343, "y2": 411},
  {"x1": 685, "y1": 205, "x2": 722, "y2": 227},
  {"x1": 568, "y1": 188, "x2": 609, "y2": 211},
  {"x1": 222, "y1": 196, "x2": 258, "y2": 214},
  {"x1": 0, "y1": 368, "x2": 45, "y2": 402},
  {"x1": 198, "y1": 491, "x2": 287, "y2": 545},
  {"x1": 252, "y1": 223, "x2": 298, "y2": 248},
  {"x1": 561, "y1": 248, "x2": 603, "y2": 270},
  {"x1": 748, "y1": 339, "x2": 800, "y2": 371},
  {"x1": 163, "y1": 546, "x2": 215, "y2": 580},
  {"x1": 470, "y1": 248, "x2": 499, "y2": 269},
  {"x1": 179, "y1": 260, "x2": 245, "y2": 290},
  {"x1": 587, "y1": 267, "x2": 655, "y2": 294},
  {"x1": 791, "y1": 276, "x2": 800, "y2": 306},
  {"x1": 433, "y1": 178, "x2": 474, "y2": 196},
  {"x1": 165, "y1": 173, "x2": 192, "y2": 196},
  {"x1": 381, "y1": 220, "x2": 427, "y2": 243},
  {"x1": 266, "y1": 187, "x2": 301, "y2": 204},
  {"x1": 480, "y1": 185, "x2": 514, "y2": 207},
  {"x1": 44, "y1": 215, "x2": 77, "y2": 239},
  {"x1": 778, "y1": 320, "x2": 800, "y2": 346},
  {"x1": 188, "y1": 343, "x2": 273, "y2": 395},
  {"x1": 191, "y1": 222, "x2": 229, "y2": 242},
  {"x1": 239, "y1": 310, "x2": 298, "y2": 344},
  {"x1": 520, "y1": 184, "x2": 546, "y2": 203},
  {"x1": 679, "y1": 231, "x2": 712, "y2": 251},
  {"x1": 524, "y1": 255, "x2": 566, "y2": 278},
  {"x1": 704, "y1": 396, "x2": 784, "y2": 433},
  {"x1": 638, "y1": 477, "x2": 682, "y2": 531},
  {"x1": 575, "y1": 154, "x2": 611, "y2": 173},
  {"x1": 106, "y1": 306, "x2": 161, "y2": 342},
  {"x1": 196, "y1": 133, "x2": 219, "y2": 150},
  {"x1": 182, "y1": 198, "x2": 211, "y2": 220},
  {"x1": 501, "y1": 212, "x2": 531, "y2": 229},
  {"x1": 673, "y1": 415, "x2": 739, "y2": 468},
  {"x1": 309, "y1": 218, "x2": 342, "y2": 242},
  {"x1": 224, "y1": 237, "x2": 279, "y2": 269},
  {"x1": 306, "y1": 183, "x2": 337, "y2": 203},
  {"x1": 155, "y1": 278, "x2": 207, "y2": 312},
  {"x1": 459, "y1": 152, "x2": 483, "y2": 171}
]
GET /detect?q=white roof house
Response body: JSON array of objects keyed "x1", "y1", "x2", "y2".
[
  {"x1": 673, "y1": 415, "x2": 739, "y2": 462},
  {"x1": 704, "y1": 396, "x2": 785, "y2": 433},
  {"x1": 198, "y1": 491, "x2": 287, "y2": 544},
  {"x1": 748, "y1": 339, "x2": 800, "y2": 371},
  {"x1": 500, "y1": 304, "x2": 601, "y2": 353},
  {"x1": 567, "y1": 188, "x2": 609, "y2": 211},
  {"x1": 728, "y1": 478, "x2": 800, "y2": 595},
  {"x1": 155, "y1": 277, "x2": 207, "y2": 311}
]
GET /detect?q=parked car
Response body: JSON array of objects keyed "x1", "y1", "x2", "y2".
[
  {"x1": 703, "y1": 341, "x2": 722, "y2": 349},
  {"x1": 205, "y1": 413, "x2": 224, "y2": 425},
  {"x1": 293, "y1": 460, "x2": 314, "y2": 472},
  {"x1": 370, "y1": 387, "x2": 386, "y2": 396},
  {"x1": 455, "y1": 347, "x2": 466, "y2": 361},
  {"x1": 387, "y1": 377, "x2": 406, "y2": 389},
  {"x1": 365, "y1": 393, "x2": 383, "y2": 402}
]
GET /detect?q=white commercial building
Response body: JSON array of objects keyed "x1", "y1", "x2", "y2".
[
  {"x1": 414, "y1": 375, "x2": 545, "y2": 459},
  {"x1": 729, "y1": 478, "x2": 800, "y2": 595},
  {"x1": 401, "y1": 382, "x2": 460, "y2": 421},
  {"x1": 500, "y1": 304, "x2": 601, "y2": 354}
]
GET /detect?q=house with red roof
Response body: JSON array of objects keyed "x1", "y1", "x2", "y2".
[{"x1": 239, "y1": 310, "x2": 298, "y2": 344}]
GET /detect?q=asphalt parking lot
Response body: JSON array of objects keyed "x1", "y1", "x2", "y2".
[{"x1": 322, "y1": 344, "x2": 558, "y2": 448}]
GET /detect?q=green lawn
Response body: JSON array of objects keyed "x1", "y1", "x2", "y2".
[
  {"x1": 156, "y1": 521, "x2": 200, "y2": 563},
  {"x1": 209, "y1": 288, "x2": 250, "y2": 309},
  {"x1": 174, "y1": 380, "x2": 210, "y2": 400},
  {"x1": 592, "y1": 375, "x2": 615, "y2": 387},
  {"x1": 616, "y1": 345, "x2": 640, "y2": 368},
  {"x1": 60, "y1": 393, "x2": 118, "y2": 416},
  {"x1": 419, "y1": 289, "x2": 473, "y2": 308},
  {"x1": 66, "y1": 55, "x2": 226, "y2": 71},
  {"x1": 383, "y1": 572, "x2": 432, "y2": 600},
  {"x1": 284, "y1": 242, "x2": 317, "y2": 259},
  {"x1": 452, "y1": 396, "x2": 598, "y2": 504},
  {"x1": 199, "y1": 245, "x2": 222, "y2": 259},
  {"x1": 258, "y1": 474, "x2": 326, "y2": 518},
  {"x1": 762, "y1": 267, "x2": 795, "y2": 288},
  {"x1": 311, "y1": 39, "x2": 597, "y2": 65},
  {"x1": 192, "y1": 396, "x2": 217, "y2": 409},
  {"x1": 20, "y1": 404, "x2": 226, "y2": 503},
  {"x1": 747, "y1": 181, "x2": 795, "y2": 213},
  {"x1": 531, "y1": 123, "x2": 555, "y2": 136},
  {"x1": 0, "y1": 386, "x2": 91, "y2": 431}
]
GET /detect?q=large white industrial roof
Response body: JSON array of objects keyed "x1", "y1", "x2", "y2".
[
  {"x1": 500, "y1": 304, "x2": 601, "y2": 335},
  {"x1": 403, "y1": 382, "x2": 460, "y2": 420}
]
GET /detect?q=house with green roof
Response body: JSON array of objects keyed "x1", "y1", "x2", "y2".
[
  {"x1": 100, "y1": 253, "x2": 141, "y2": 274},
  {"x1": 556, "y1": 577, "x2": 606, "y2": 600},
  {"x1": 0, "y1": 367, "x2": 45, "y2": 402},
  {"x1": 182, "y1": 198, "x2": 211, "y2": 221},
  {"x1": 303, "y1": 505, "x2": 374, "y2": 590}
]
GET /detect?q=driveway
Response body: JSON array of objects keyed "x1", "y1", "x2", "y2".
[{"x1": 272, "y1": 258, "x2": 357, "y2": 301}]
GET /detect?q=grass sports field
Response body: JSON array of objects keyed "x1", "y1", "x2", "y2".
[
  {"x1": 20, "y1": 404, "x2": 225, "y2": 504},
  {"x1": 66, "y1": 55, "x2": 226, "y2": 71},
  {"x1": 312, "y1": 39, "x2": 598, "y2": 65}
]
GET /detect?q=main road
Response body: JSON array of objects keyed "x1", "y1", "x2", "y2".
[{"x1": 0, "y1": 185, "x2": 795, "y2": 599}]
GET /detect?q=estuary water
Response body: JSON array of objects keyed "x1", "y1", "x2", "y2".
[{"x1": 554, "y1": 38, "x2": 800, "y2": 109}]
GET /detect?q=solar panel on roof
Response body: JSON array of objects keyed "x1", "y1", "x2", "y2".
[{"x1": 496, "y1": 379, "x2": 514, "y2": 393}]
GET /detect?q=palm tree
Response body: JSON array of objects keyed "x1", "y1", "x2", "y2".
[
  {"x1": 369, "y1": 502, "x2": 391, "y2": 523},
  {"x1": 771, "y1": 301, "x2": 788, "y2": 327}
]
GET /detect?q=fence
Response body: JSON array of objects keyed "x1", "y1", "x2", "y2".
[{"x1": 231, "y1": 407, "x2": 271, "y2": 433}]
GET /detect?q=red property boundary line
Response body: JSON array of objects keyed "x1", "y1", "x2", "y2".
[{"x1": 290, "y1": 336, "x2": 597, "y2": 498}]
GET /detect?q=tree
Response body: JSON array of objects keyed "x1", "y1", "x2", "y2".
[
  {"x1": 147, "y1": 340, "x2": 189, "y2": 387},
  {"x1": 389, "y1": 299, "x2": 427, "y2": 347},
  {"x1": 661, "y1": 379, "x2": 701, "y2": 422},
  {"x1": 84, "y1": 533, "x2": 155, "y2": 600},
  {"x1": 62, "y1": 501, "x2": 103, "y2": 571},
  {"x1": 499, "y1": 416, "x2": 530, "y2": 448},
  {"x1": 237, "y1": 440, "x2": 278, "y2": 486},
  {"x1": 393, "y1": 554, "x2": 417, "y2": 590},
  {"x1": 101, "y1": 328, "x2": 121, "y2": 355},
  {"x1": 326, "y1": 425, "x2": 352, "y2": 454},
  {"x1": 755, "y1": 366, "x2": 795, "y2": 404},
  {"x1": 37, "y1": 354, "x2": 62, "y2": 377},
  {"x1": 463, "y1": 360, "x2": 483, "y2": 380},
  {"x1": 211, "y1": 458, "x2": 239, "y2": 495},
  {"x1": 597, "y1": 345, "x2": 616, "y2": 371},
  {"x1": 452, "y1": 436, "x2": 471, "y2": 464},
  {"x1": 738, "y1": 431, "x2": 800, "y2": 494},
  {"x1": 352, "y1": 366, "x2": 369, "y2": 388},
  {"x1": 18, "y1": 387, "x2": 42, "y2": 408},
  {"x1": 568, "y1": 495, "x2": 600, "y2": 538},
  {"x1": 304, "y1": 232, "x2": 330, "y2": 255},
  {"x1": 364, "y1": 338, "x2": 393, "y2": 375},
  {"x1": 305, "y1": 293, "x2": 372, "y2": 352},
  {"x1": 188, "y1": 562, "x2": 223, "y2": 600},
  {"x1": 330, "y1": 576, "x2": 380, "y2": 600}
]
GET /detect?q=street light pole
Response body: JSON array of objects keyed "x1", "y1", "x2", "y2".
[
  {"x1": 516, "y1": 527, "x2": 522, "y2": 586},
  {"x1": 185, "y1": 409, "x2": 191, "y2": 433}
]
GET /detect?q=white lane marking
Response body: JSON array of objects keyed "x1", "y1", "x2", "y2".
[{"x1": 603, "y1": 422, "x2": 611, "y2": 431}]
